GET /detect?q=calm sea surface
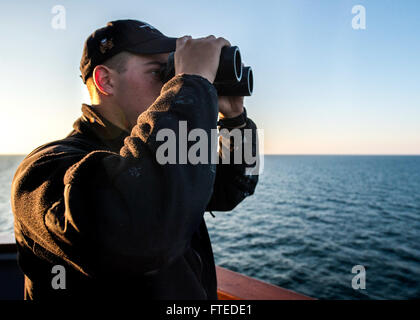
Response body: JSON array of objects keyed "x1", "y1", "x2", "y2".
[{"x1": 1, "y1": 155, "x2": 419, "y2": 299}]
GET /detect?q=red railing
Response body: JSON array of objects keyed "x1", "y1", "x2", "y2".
[
  {"x1": 216, "y1": 266, "x2": 313, "y2": 300},
  {"x1": 0, "y1": 234, "x2": 314, "y2": 300}
]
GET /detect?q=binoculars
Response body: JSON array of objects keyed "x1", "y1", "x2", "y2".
[{"x1": 159, "y1": 46, "x2": 253, "y2": 96}]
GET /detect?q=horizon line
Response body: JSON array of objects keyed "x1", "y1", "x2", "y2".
[
  {"x1": 1, "y1": 153, "x2": 420, "y2": 157},
  {"x1": 263, "y1": 153, "x2": 420, "y2": 156}
]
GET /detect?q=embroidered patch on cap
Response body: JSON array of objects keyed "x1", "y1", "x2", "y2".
[
  {"x1": 138, "y1": 23, "x2": 156, "y2": 31},
  {"x1": 99, "y1": 38, "x2": 114, "y2": 54}
]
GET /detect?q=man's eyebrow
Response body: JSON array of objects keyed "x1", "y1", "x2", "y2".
[{"x1": 143, "y1": 61, "x2": 167, "y2": 66}]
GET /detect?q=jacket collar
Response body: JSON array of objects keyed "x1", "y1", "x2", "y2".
[{"x1": 72, "y1": 104, "x2": 130, "y2": 153}]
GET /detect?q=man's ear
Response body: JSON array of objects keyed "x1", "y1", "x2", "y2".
[{"x1": 92, "y1": 65, "x2": 115, "y2": 96}]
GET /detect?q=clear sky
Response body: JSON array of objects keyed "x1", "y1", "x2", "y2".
[{"x1": 0, "y1": 0, "x2": 419, "y2": 155}]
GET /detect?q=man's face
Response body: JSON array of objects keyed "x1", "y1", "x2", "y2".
[{"x1": 112, "y1": 52, "x2": 169, "y2": 129}]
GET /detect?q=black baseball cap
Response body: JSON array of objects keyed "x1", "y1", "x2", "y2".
[{"x1": 80, "y1": 19, "x2": 177, "y2": 83}]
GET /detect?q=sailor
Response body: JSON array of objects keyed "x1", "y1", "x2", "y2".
[{"x1": 11, "y1": 19, "x2": 259, "y2": 299}]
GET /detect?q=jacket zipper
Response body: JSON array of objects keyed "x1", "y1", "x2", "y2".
[{"x1": 191, "y1": 248, "x2": 207, "y2": 299}]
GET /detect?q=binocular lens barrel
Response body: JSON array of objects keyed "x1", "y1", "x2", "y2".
[
  {"x1": 215, "y1": 46, "x2": 242, "y2": 83},
  {"x1": 215, "y1": 66, "x2": 253, "y2": 96},
  {"x1": 160, "y1": 46, "x2": 253, "y2": 96}
]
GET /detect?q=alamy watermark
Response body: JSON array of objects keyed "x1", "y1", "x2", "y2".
[
  {"x1": 51, "y1": 265, "x2": 66, "y2": 290},
  {"x1": 352, "y1": 5, "x2": 366, "y2": 30},
  {"x1": 154, "y1": 122, "x2": 264, "y2": 175},
  {"x1": 351, "y1": 265, "x2": 366, "y2": 290},
  {"x1": 51, "y1": 5, "x2": 66, "y2": 30}
]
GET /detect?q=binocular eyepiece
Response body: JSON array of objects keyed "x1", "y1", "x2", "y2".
[{"x1": 159, "y1": 46, "x2": 253, "y2": 96}]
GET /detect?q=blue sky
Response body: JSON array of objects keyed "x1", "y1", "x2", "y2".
[{"x1": 0, "y1": 0, "x2": 419, "y2": 154}]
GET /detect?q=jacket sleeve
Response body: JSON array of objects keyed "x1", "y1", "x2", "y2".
[
  {"x1": 205, "y1": 115, "x2": 259, "y2": 212},
  {"x1": 11, "y1": 74, "x2": 219, "y2": 277}
]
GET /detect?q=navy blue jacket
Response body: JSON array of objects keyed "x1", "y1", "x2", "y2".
[{"x1": 11, "y1": 74, "x2": 258, "y2": 300}]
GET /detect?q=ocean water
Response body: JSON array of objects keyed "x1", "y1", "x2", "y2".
[
  {"x1": 1, "y1": 155, "x2": 419, "y2": 299},
  {"x1": 0, "y1": 155, "x2": 25, "y2": 237}
]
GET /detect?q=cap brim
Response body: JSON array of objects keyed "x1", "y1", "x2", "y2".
[{"x1": 126, "y1": 36, "x2": 177, "y2": 55}]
